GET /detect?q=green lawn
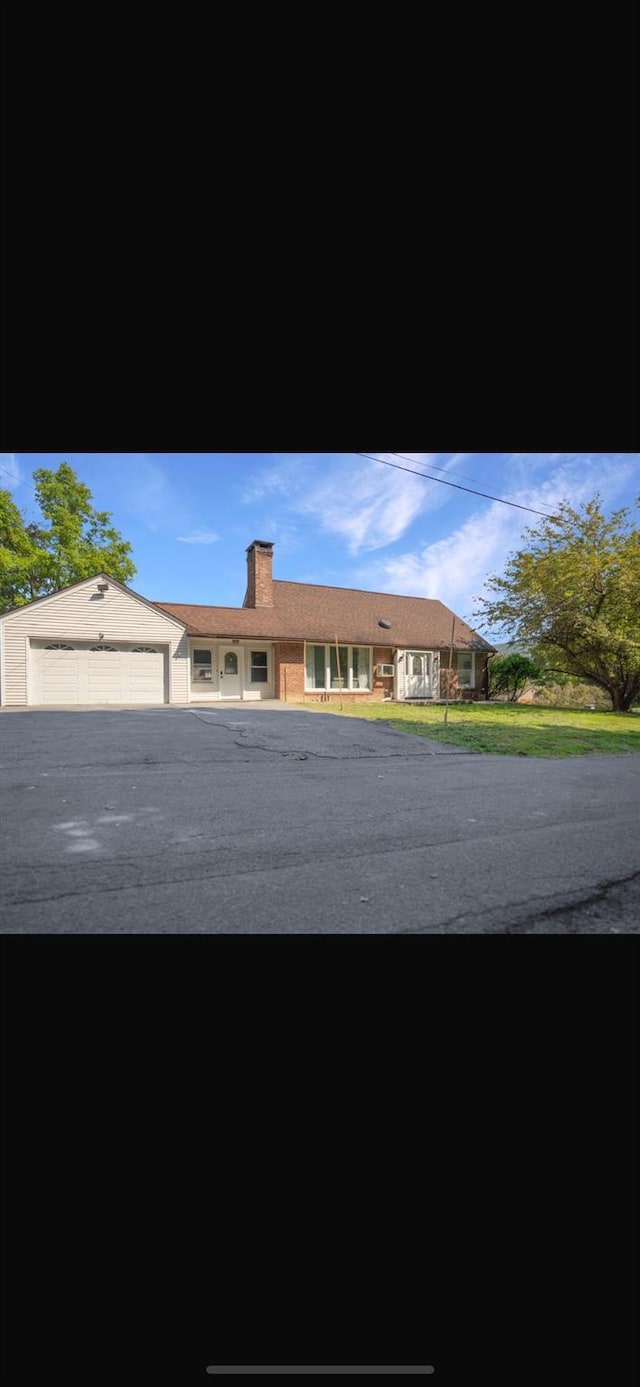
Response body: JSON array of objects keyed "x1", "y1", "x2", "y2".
[{"x1": 294, "y1": 700, "x2": 640, "y2": 757}]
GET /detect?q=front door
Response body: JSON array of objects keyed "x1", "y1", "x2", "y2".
[
  {"x1": 219, "y1": 647, "x2": 242, "y2": 698},
  {"x1": 406, "y1": 651, "x2": 432, "y2": 698}
]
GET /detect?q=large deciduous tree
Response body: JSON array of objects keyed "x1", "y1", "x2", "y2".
[
  {"x1": 476, "y1": 496, "x2": 640, "y2": 712},
  {"x1": 0, "y1": 462, "x2": 136, "y2": 610}
]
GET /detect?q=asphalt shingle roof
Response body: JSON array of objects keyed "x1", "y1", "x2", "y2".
[{"x1": 154, "y1": 581, "x2": 494, "y2": 652}]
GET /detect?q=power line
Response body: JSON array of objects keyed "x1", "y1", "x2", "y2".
[
  {"x1": 389, "y1": 451, "x2": 553, "y2": 506},
  {"x1": 387, "y1": 451, "x2": 558, "y2": 516},
  {"x1": 356, "y1": 452, "x2": 557, "y2": 518},
  {"x1": 0, "y1": 464, "x2": 38, "y2": 498},
  {"x1": 360, "y1": 451, "x2": 556, "y2": 518},
  {"x1": 391, "y1": 451, "x2": 516, "y2": 490}
]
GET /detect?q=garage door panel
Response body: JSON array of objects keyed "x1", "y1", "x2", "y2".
[
  {"x1": 40, "y1": 650, "x2": 83, "y2": 703},
  {"x1": 130, "y1": 656, "x2": 164, "y2": 687},
  {"x1": 31, "y1": 643, "x2": 167, "y2": 705}
]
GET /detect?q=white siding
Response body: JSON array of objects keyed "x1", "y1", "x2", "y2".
[
  {"x1": 188, "y1": 640, "x2": 275, "y2": 701},
  {"x1": 0, "y1": 578, "x2": 189, "y2": 706},
  {"x1": 2, "y1": 632, "x2": 29, "y2": 707}
]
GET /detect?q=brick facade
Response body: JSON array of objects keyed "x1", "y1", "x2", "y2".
[
  {"x1": 274, "y1": 643, "x2": 305, "y2": 701},
  {"x1": 439, "y1": 650, "x2": 490, "y2": 702},
  {"x1": 274, "y1": 643, "x2": 393, "y2": 704},
  {"x1": 274, "y1": 644, "x2": 491, "y2": 704},
  {"x1": 245, "y1": 541, "x2": 274, "y2": 608}
]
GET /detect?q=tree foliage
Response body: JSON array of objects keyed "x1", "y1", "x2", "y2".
[
  {"x1": 476, "y1": 496, "x2": 640, "y2": 713},
  {"x1": 488, "y1": 653, "x2": 545, "y2": 702},
  {"x1": 0, "y1": 463, "x2": 136, "y2": 610}
]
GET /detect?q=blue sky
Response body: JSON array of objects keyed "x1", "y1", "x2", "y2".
[{"x1": 2, "y1": 453, "x2": 639, "y2": 638}]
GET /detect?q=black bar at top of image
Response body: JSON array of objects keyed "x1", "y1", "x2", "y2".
[{"x1": 205, "y1": 1370, "x2": 435, "y2": 1376}]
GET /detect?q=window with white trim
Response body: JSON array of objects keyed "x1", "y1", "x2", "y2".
[
  {"x1": 305, "y1": 645, "x2": 371, "y2": 692},
  {"x1": 330, "y1": 645, "x2": 348, "y2": 688},
  {"x1": 45, "y1": 643, "x2": 75, "y2": 650},
  {"x1": 90, "y1": 645, "x2": 117, "y2": 652},
  {"x1": 456, "y1": 651, "x2": 475, "y2": 688},
  {"x1": 131, "y1": 646, "x2": 158, "y2": 653},
  {"x1": 352, "y1": 646, "x2": 370, "y2": 689},
  {"x1": 250, "y1": 651, "x2": 268, "y2": 683},
  {"x1": 192, "y1": 648, "x2": 213, "y2": 682}
]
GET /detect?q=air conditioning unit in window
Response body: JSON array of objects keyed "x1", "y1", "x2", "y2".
[{"x1": 376, "y1": 664, "x2": 395, "y2": 677}]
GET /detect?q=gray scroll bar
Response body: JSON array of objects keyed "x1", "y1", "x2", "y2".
[{"x1": 206, "y1": 1369, "x2": 435, "y2": 1376}]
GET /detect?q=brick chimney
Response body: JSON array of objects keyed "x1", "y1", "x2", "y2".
[{"x1": 244, "y1": 540, "x2": 274, "y2": 607}]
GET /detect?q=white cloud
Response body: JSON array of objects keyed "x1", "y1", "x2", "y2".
[
  {"x1": 176, "y1": 531, "x2": 220, "y2": 545},
  {"x1": 240, "y1": 453, "x2": 640, "y2": 608},
  {"x1": 240, "y1": 459, "x2": 302, "y2": 505},
  {"x1": 242, "y1": 453, "x2": 460, "y2": 554},
  {"x1": 376, "y1": 503, "x2": 516, "y2": 623},
  {"x1": 298, "y1": 465, "x2": 429, "y2": 553},
  {"x1": 365, "y1": 454, "x2": 640, "y2": 636},
  {"x1": 0, "y1": 454, "x2": 24, "y2": 491},
  {"x1": 507, "y1": 454, "x2": 640, "y2": 516},
  {"x1": 116, "y1": 455, "x2": 192, "y2": 533}
]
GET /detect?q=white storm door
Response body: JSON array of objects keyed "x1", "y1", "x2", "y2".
[
  {"x1": 406, "y1": 652, "x2": 432, "y2": 698},
  {"x1": 219, "y1": 647, "x2": 242, "y2": 698}
]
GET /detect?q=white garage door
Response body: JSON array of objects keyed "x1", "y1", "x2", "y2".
[{"x1": 30, "y1": 642, "x2": 168, "y2": 705}]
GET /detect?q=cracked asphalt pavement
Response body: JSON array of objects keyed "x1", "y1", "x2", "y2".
[{"x1": 1, "y1": 706, "x2": 640, "y2": 932}]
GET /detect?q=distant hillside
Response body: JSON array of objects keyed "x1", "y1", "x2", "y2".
[{"x1": 491, "y1": 641, "x2": 533, "y2": 657}]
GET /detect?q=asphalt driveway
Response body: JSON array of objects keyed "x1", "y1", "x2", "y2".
[{"x1": 1, "y1": 706, "x2": 640, "y2": 932}]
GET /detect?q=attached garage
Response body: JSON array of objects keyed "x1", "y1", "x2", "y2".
[
  {"x1": 0, "y1": 574, "x2": 190, "y2": 707},
  {"x1": 29, "y1": 641, "x2": 168, "y2": 706}
]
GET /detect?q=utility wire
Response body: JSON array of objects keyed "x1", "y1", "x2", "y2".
[
  {"x1": 391, "y1": 451, "x2": 518, "y2": 490},
  {"x1": 388, "y1": 451, "x2": 558, "y2": 516},
  {"x1": 356, "y1": 452, "x2": 557, "y2": 518},
  {"x1": 389, "y1": 451, "x2": 555, "y2": 506},
  {"x1": 0, "y1": 463, "x2": 38, "y2": 497}
]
